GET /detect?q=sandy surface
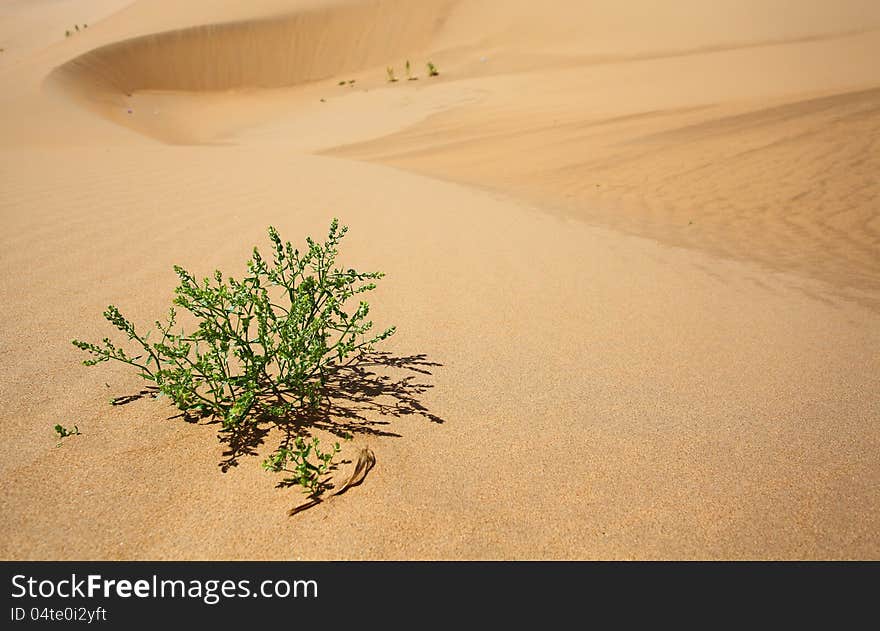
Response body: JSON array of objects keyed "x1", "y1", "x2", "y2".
[{"x1": 0, "y1": 0, "x2": 878, "y2": 560}]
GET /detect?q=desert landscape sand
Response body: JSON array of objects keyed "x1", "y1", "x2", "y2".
[{"x1": 0, "y1": 0, "x2": 878, "y2": 559}]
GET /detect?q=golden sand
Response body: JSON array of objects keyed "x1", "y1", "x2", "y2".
[{"x1": 0, "y1": 0, "x2": 878, "y2": 559}]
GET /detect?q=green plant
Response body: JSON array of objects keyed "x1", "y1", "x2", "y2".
[
  {"x1": 338, "y1": 80, "x2": 346, "y2": 86},
  {"x1": 386, "y1": 66, "x2": 397, "y2": 82},
  {"x1": 54, "y1": 424, "x2": 80, "y2": 447},
  {"x1": 262, "y1": 436, "x2": 340, "y2": 494},
  {"x1": 73, "y1": 220, "x2": 395, "y2": 491},
  {"x1": 406, "y1": 60, "x2": 418, "y2": 81},
  {"x1": 427, "y1": 61, "x2": 439, "y2": 77}
]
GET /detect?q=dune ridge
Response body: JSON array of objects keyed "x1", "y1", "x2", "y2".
[{"x1": 50, "y1": 0, "x2": 452, "y2": 94}]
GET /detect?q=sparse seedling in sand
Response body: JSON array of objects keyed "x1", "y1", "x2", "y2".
[
  {"x1": 406, "y1": 60, "x2": 418, "y2": 81},
  {"x1": 73, "y1": 220, "x2": 395, "y2": 499},
  {"x1": 386, "y1": 66, "x2": 398, "y2": 82},
  {"x1": 65, "y1": 25, "x2": 86, "y2": 38},
  {"x1": 54, "y1": 424, "x2": 80, "y2": 447},
  {"x1": 427, "y1": 61, "x2": 439, "y2": 77},
  {"x1": 338, "y1": 80, "x2": 346, "y2": 86}
]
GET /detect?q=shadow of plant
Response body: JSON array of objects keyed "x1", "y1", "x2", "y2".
[
  {"x1": 274, "y1": 458, "x2": 351, "y2": 492},
  {"x1": 110, "y1": 389, "x2": 155, "y2": 406},
  {"x1": 216, "y1": 351, "x2": 442, "y2": 472},
  {"x1": 113, "y1": 351, "x2": 443, "y2": 475}
]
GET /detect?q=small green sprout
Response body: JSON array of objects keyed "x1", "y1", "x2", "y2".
[
  {"x1": 54, "y1": 424, "x2": 81, "y2": 447},
  {"x1": 262, "y1": 437, "x2": 341, "y2": 494},
  {"x1": 427, "y1": 61, "x2": 439, "y2": 77},
  {"x1": 386, "y1": 66, "x2": 398, "y2": 82}
]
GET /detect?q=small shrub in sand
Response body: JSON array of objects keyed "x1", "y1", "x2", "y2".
[
  {"x1": 73, "y1": 220, "x2": 394, "y2": 495},
  {"x1": 427, "y1": 61, "x2": 439, "y2": 77},
  {"x1": 386, "y1": 66, "x2": 398, "y2": 82}
]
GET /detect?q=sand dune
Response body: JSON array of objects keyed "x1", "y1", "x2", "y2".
[
  {"x1": 335, "y1": 83, "x2": 880, "y2": 306},
  {"x1": 52, "y1": 0, "x2": 452, "y2": 94},
  {"x1": 0, "y1": 0, "x2": 878, "y2": 559},
  {"x1": 328, "y1": 4, "x2": 880, "y2": 304},
  {"x1": 46, "y1": 0, "x2": 880, "y2": 294}
]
